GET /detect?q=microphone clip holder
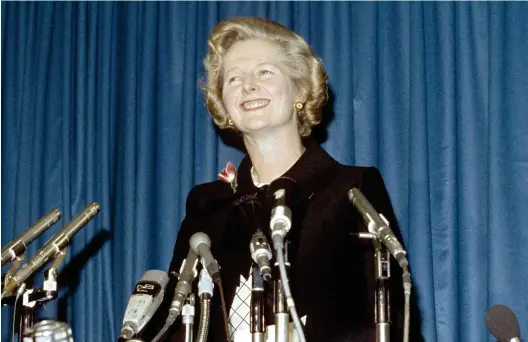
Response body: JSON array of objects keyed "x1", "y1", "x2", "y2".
[
  {"x1": 1, "y1": 248, "x2": 68, "y2": 342},
  {"x1": 1, "y1": 283, "x2": 59, "y2": 342},
  {"x1": 358, "y1": 232, "x2": 391, "y2": 342}
]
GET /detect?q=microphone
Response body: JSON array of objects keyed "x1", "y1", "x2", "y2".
[
  {"x1": 169, "y1": 247, "x2": 200, "y2": 318},
  {"x1": 348, "y1": 188, "x2": 408, "y2": 268},
  {"x1": 250, "y1": 264, "x2": 266, "y2": 341},
  {"x1": 485, "y1": 304, "x2": 521, "y2": 342},
  {"x1": 267, "y1": 177, "x2": 298, "y2": 240},
  {"x1": 151, "y1": 245, "x2": 201, "y2": 342},
  {"x1": 189, "y1": 232, "x2": 220, "y2": 282},
  {"x1": 120, "y1": 270, "x2": 170, "y2": 340},
  {"x1": 2, "y1": 202, "x2": 100, "y2": 298},
  {"x1": 249, "y1": 230, "x2": 273, "y2": 282},
  {"x1": 22, "y1": 320, "x2": 73, "y2": 342},
  {"x1": 1, "y1": 208, "x2": 61, "y2": 266},
  {"x1": 267, "y1": 179, "x2": 306, "y2": 341}
]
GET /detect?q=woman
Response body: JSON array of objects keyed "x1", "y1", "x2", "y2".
[{"x1": 145, "y1": 17, "x2": 421, "y2": 342}]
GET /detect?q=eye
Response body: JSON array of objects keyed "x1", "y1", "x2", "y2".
[
  {"x1": 227, "y1": 75, "x2": 241, "y2": 84},
  {"x1": 258, "y1": 69, "x2": 273, "y2": 76}
]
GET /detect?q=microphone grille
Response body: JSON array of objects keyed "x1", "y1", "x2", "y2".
[
  {"x1": 189, "y1": 232, "x2": 211, "y2": 253},
  {"x1": 141, "y1": 270, "x2": 169, "y2": 286},
  {"x1": 22, "y1": 320, "x2": 73, "y2": 341},
  {"x1": 485, "y1": 304, "x2": 521, "y2": 341}
]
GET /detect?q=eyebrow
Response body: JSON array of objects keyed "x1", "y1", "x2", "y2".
[{"x1": 224, "y1": 61, "x2": 281, "y2": 75}]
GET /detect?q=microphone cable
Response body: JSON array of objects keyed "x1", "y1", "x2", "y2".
[
  {"x1": 273, "y1": 237, "x2": 306, "y2": 342},
  {"x1": 216, "y1": 277, "x2": 231, "y2": 342},
  {"x1": 152, "y1": 276, "x2": 230, "y2": 342},
  {"x1": 196, "y1": 268, "x2": 214, "y2": 342},
  {"x1": 151, "y1": 315, "x2": 172, "y2": 342},
  {"x1": 11, "y1": 283, "x2": 27, "y2": 342},
  {"x1": 403, "y1": 264, "x2": 411, "y2": 342}
]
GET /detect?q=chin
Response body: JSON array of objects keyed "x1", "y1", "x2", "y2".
[
  {"x1": 244, "y1": 124, "x2": 269, "y2": 133},
  {"x1": 242, "y1": 118, "x2": 270, "y2": 131}
]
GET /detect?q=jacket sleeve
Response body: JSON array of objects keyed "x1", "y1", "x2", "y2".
[{"x1": 140, "y1": 186, "x2": 204, "y2": 342}]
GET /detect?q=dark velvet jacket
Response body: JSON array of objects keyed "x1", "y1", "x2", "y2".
[{"x1": 144, "y1": 138, "x2": 422, "y2": 342}]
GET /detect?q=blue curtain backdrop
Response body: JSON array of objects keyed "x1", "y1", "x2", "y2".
[{"x1": 2, "y1": 2, "x2": 527, "y2": 341}]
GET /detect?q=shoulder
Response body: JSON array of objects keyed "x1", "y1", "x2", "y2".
[
  {"x1": 185, "y1": 180, "x2": 235, "y2": 215},
  {"x1": 327, "y1": 163, "x2": 384, "y2": 190},
  {"x1": 315, "y1": 163, "x2": 393, "y2": 217}
]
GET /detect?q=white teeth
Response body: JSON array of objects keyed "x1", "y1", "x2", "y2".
[{"x1": 242, "y1": 99, "x2": 270, "y2": 110}]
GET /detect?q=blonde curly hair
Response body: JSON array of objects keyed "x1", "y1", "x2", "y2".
[{"x1": 203, "y1": 17, "x2": 328, "y2": 136}]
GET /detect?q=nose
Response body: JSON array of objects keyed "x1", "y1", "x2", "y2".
[{"x1": 242, "y1": 76, "x2": 258, "y2": 93}]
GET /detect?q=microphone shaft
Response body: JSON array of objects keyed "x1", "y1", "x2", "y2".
[
  {"x1": 197, "y1": 244, "x2": 220, "y2": 282},
  {"x1": 348, "y1": 188, "x2": 408, "y2": 268},
  {"x1": 251, "y1": 265, "x2": 265, "y2": 334},
  {"x1": 1, "y1": 209, "x2": 61, "y2": 266},
  {"x1": 170, "y1": 249, "x2": 199, "y2": 317},
  {"x1": 274, "y1": 247, "x2": 290, "y2": 342}
]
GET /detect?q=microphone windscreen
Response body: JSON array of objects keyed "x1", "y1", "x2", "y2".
[
  {"x1": 141, "y1": 270, "x2": 169, "y2": 285},
  {"x1": 189, "y1": 232, "x2": 211, "y2": 253},
  {"x1": 485, "y1": 304, "x2": 521, "y2": 341},
  {"x1": 23, "y1": 320, "x2": 73, "y2": 341}
]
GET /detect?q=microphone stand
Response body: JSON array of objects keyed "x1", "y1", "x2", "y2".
[
  {"x1": 273, "y1": 242, "x2": 290, "y2": 342},
  {"x1": 181, "y1": 293, "x2": 195, "y2": 342},
  {"x1": 1, "y1": 248, "x2": 68, "y2": 342},
  {"x1": 359, "y1": 232, "x2": 391, "y2": 342},
  {"x1": 250, "y1": 264, "x2": 265, "y2": 342}
]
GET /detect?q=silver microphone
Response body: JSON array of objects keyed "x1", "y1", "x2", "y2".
[
  {"x1": 2, "y1": 203, "x2": 100, "y2": 298},
  {"x1": 348, "y1": 188, "x2": 408, "y2": 268},
  {"x1": 267, "y1": 177, "x2": 298, "y2": 241},
  {"x1": 22, "y1": 320, "x2": 73, "y2": 342},
  {"x1": 120, "y1": 270, "x2": 169, "y2": 340},
  {"x1": 189, "y1": 232, "x2": 220, "y2": 282},
  {"x1": 250, "y1": 230, "x2": 273, "y2": 282},
  {"x1": 2, "y1": 209, "x2": 61, "y2": 266}
]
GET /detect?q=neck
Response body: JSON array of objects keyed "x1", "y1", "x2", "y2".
[{"x1": 243, "y1": 127, "x2": 305, "y2": 185}]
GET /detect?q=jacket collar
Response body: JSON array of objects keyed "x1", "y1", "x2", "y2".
[{"x1": 235, "y1": 137, "x2": 340, "y2": 202}]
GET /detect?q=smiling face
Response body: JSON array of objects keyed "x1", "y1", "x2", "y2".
[{"x1": 221, "y1": 39, "x2": 300, "y2": 136}]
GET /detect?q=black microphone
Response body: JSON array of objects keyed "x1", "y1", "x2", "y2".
[
  {"x1": 120, "y1": 270, "x2": 170, "y2": 340},
  {"x1": 250, "y1": 264, "x2": 266, "y2": 340},
  {"x1": 348, "y1": 188, "x2": 408, "y2": 268},
  {"x1": 189, "y1": 232, "x2": 220, "y2": 282},
  {"x1": 249, "y1": 230, "x2": 273, "y2": 282},
  {"x1": 267, "y1": 177, "x2": 298, "y2": 240},
  {"x1": 1, "y1": 208, "x2": 61, "y2": 266},
  {"x1": 151, "y1": 244, "x2": 201, "y2": 342},
  {"x1": 169, "y1": 247, "x2": 199, "y2": 318},
  {"x1": 485, "y1": 304, "x2": 521, "y2": 342},
  {"x1": 2, "y1": 202, "x2": 100, "y2": 298}
]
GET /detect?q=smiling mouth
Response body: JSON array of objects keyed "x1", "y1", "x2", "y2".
[{"x1": 241, "y1": 99, "x2": 270, "y2": 111}]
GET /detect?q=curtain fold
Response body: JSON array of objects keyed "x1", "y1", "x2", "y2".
[{"x1": 2, "y1": 2, "x2": 527, "y2": 341}]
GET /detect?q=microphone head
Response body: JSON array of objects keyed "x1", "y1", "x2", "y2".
[
  {"x1": 23, "y1": 320, "x2": 73, "y2": 341},
  {"x1": 141, "y1": 269, "x2": 169, "y2": 285},
  {"x1": 267, "y1": 177, "x2": 299, "y2": 204},
  {"x1": 189, "y1": 232, "x2": 211, "y2": 254},
  {"x1": 485, "y1": 304, "x2": 521, "y2": 341}
]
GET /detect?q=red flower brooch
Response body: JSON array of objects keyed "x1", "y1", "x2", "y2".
[{"x1": 218, "y1": 161, "x2": 238, "y2": 193}]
